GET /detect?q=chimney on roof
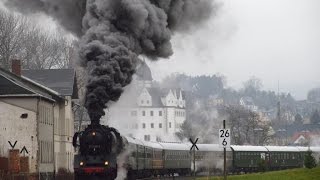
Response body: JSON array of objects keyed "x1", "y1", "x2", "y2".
[{"x1": 11, "y1": 59, "x2": 21, "y2": 76}]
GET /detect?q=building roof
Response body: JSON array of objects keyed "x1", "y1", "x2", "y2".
[
  {"x1": 240, "y1": 97, "x2": 254, "y2": 106},
  {"x1": 22, "y1": 69, "x2": 78, "y2": 98},
  {"x1": 0, "y1": 68, "x2": 63, "y2": 102},
  {"x1": 277, "y1": 124, "x2": 320, "y2": 137},
  {"x1": 135, "y1": 62, "x2": 152, "y2": 81},
  {"x1": 145, "y1": 87, "x2": 186, "y2": 107},
  {"x1": 0, "y1": 75, "x2": 34, "y2": 95},
  {"x1": 146, "y1": 87, "x2": 164, "y2": 107}
]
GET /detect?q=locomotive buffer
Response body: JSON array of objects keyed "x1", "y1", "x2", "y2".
[
  {"x1": 219, "y1": 120, "x2": 230, "y2": 180},
  {"x1": 189, "y1": 138, "x2": 199, "y2": 179}
]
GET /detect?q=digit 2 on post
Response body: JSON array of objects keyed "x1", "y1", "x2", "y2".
[{"x1": 219, "y1": 129, "x2": 231, "y2": 148}]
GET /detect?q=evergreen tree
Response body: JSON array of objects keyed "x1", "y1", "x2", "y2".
[
  {"x1": 304, "y1": 150, "x2": 317, "y2": 169},
  {"x1": 310, "y1": 110, "x2": 320, "y2": 124},
  {"x1": 294, "y1": 113, "x2": 303, "y2": 125}
]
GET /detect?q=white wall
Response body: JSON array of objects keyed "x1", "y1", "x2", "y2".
[
  {"x1": 0, "y1": 100, "x2": 38, "y2": 173},
  {"x1": 0, "y1": 95, "x2": 75, "y2": 174},
  {"x1": 37, "y1": 99, "x2": 54, "y2": 173},
  {"x1": 54, "y1": 96, "x2": 74, "y2": 172}
]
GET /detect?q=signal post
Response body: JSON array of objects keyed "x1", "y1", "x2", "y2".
[{"x1": 219, "y1": 120, "x2": 230, "y2": 180}]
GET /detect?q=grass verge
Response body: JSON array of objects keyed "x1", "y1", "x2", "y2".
[{"x1": 197, "y1": 167, "x2": 320, "y2": 180}]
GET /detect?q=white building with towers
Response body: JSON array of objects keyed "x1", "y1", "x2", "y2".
[{"x1": 105, "y1": 62, "x2": 186, "y2": 142}]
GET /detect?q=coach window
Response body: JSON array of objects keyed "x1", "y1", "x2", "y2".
[
  {"x1": 159, "y1": 123, "x2": 162, "y2": 128},
  {"x1": 150, "y1": 111, "x2": 153, "y2": 116},
  {"x1": 142, "y1": 111, "x2": 146, "y2": 116},
  {"x1": 142, "y1": 123, "x2": 146, "y2": 129},
  {"x1": 151, "y1": 123, "x2": 154, "y2": 128},
  {"x1": 159, "y1": 111, "x2": 162, "y2": 116}
]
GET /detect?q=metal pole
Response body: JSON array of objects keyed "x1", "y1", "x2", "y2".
[
  {"x1": 223, "y1": 120, "x2": 227, "y2": 180},
  {"x1": 193, "y1": 147, "x2": 196, "y2": 179}
]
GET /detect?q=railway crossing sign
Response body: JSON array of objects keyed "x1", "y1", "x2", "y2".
[
  {"x1": 189, "y1": 138, "x2": 199, "y2": 179},
  {"x1": 189, "y1": 138, "x2": 199, "y2": 151},
  {"x1": 219, "y1": 128, "x2": 231, "y2": 148}
]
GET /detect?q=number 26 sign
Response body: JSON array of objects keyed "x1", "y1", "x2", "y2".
[{"x1": 219, "y1": 129, "x2": 231, "y2": 148}]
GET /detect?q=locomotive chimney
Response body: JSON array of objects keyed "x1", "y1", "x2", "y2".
[
  {"x1": 11, "y1": 59, "x2": 21, "y2": 76},
  {"x1": 90, "y1": 116, "x2": 100, "y2": 125}
]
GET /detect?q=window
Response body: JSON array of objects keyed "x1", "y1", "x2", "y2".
[
  {"x1": 144, "y1": 135, "x2": 150, "y2": 141},
  {"x1": 141, "y1": 100, "x2": 144, "y2": 104},
  {"x1": 169, "y1": 122, "x2": 172, "y2": 128},
  {"x1": 142, "y1": 123, "x2": 146, "y2": 129},
  {"x1": 159, "y1": 111, "x2": 162, "y2": 116},
  {"x1": 150, "y1": 111, "x2": 153, "y2": 116},
  {"x1": 159, "y1": 123, "x2": 162, "y2": 128},
  {"x1": 151, "y1": 123, "x2": 154, "y2": 128},
  {"x1": 156, "y1": 137, "x2": 161, "y2": 142},
  {"x1": 147, "y1": 100, "x2": 149, "y2": 104},
  {"x1": 142, "y1": 111, "x2": 146, "y2": 116},
  {"x1": 131, "y1": 111, "x2": 137, "y2": 116}
]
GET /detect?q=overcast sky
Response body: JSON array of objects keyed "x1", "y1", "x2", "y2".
[
  {"x1": 1, "y1": 0, "x2": 319, "y2": 100},
  {"x1": 148, "y1": 0, "x2": 320, "y2": 100}
]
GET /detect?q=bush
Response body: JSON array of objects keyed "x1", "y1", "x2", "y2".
[{"x1": 304, "y1": 150, "x2": 317, "y2": 169}]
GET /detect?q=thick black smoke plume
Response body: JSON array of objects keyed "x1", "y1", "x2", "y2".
[
  {"x1": 5, "y1": 0, "x2": 215, "y2": 124},
  {"x1": 4, "y1": 0, "x2": 86, "y2": 36}
]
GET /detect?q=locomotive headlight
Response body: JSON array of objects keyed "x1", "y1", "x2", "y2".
[
  {"x1": 80, "y1": 161, "x2": 84, "y2": 166},
  {"x1": 92, "y1": 132, "x2": 96, "y2": 136},
  {"x1": 104, "y1": 161, "x2": 109, "y2": 166}
]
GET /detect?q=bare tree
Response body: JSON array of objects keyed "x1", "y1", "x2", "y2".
[
  {"x1": 21, "y1": 29, "x2": 76, "y2": 70},
  {"x1": 0, "y1": 9, "x2": 76, "y2": 71},
  {"x1": 223, "y1": 105, "x2": 271, "y2": 145},
  {"x1": 0, "y1": 10, "x2": 28, "y2": 69}
]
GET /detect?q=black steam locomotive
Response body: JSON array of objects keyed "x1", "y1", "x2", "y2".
[{"x1": 73, "y1": 124, "x2": 123, "y2": 180}]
